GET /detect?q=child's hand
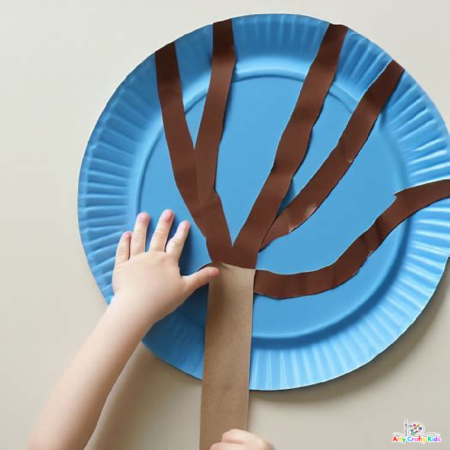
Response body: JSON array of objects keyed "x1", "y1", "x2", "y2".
[
  {"x1": 210, "y1": 429, "x2": 275, "y2": 450},
  {"x1": 112, "y1": 210, "x2": 219, "y2": 331}
]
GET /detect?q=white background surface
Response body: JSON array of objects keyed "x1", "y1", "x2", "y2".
[{"x1": 1, "y1": 1, "x2": 449, "y2": 449}]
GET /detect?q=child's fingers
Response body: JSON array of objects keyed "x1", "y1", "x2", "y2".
[
  {"x1": 183, "y1": 266, "x2": 220, "y2": 296},
  {"x1": 130, "y1": 212, "x2": 150, "y2": 256},
  {"x1": 149, "y1": 209, "x2": 174, "y2": 252},
  {"x1": 210, "y1": 443, "x2": 242, "y2": 450},
  {"x1": 221, "y1": 429, "x2": 253, "y2": 445},
  {"x1": 166, "y1": 220, "x2": 190, "y2": 259},
  {"x1": 115, "y1": 231, "x2": 131, "y2": 266},
  {"x1": 222, "y1": 429, "x2": 269, "y2": 447}
]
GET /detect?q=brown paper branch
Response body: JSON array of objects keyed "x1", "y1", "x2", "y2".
[
  {"x1": 254, "y1": 180, "x2": 450, "y2": 298},
  {"x1": 260, "y1": 60, "x2": 405, "y2": 249},
  {"x1": 155, "y1": 20, "x2": 236, "y2": 262},
  {"x1": 155, "y1": 18, "x2": 450, "y2": 450},
  {"x1": 155, "y1": 43, "x2": 204, "y2": 232},
  {"x1": 231, "y1": 24, "x2": 348, "y2": 268},
  {"x1": 195, "y1": 20, "x2": 236, "y2": 263}
]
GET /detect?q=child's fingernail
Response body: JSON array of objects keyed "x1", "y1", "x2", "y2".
[
  {"x1": 137, "y1": 212, "x2": 149, "y2": 221},
  {"x1": 162, "y1": 209, "x2": 173, "y2": 221}
]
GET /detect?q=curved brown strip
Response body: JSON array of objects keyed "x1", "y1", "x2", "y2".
[
  {"x1": 254, "y1": 180, "x2": 450, "y2": 299},
  {"x1": 261, "y1": 60, "x2": 404, "y2": 249},
  {"x1": 155, "y1": 20, "x2": 236, "y2": 262},
  {"x1": 231, "y1": 24, "x2": 348, "y2": 268},
  {"x1": 195, "y1": 20, "x2": 235, "y2": 262},
  {"x1": 155, "y1": 43, "x2": 204, "y2": 230}
]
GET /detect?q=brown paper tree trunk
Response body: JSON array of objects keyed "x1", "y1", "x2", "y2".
[{"x1": 200, "y1": 264, "x2": 255, "y2": 448}]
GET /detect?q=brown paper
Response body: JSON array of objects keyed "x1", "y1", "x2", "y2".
[
  {"x1": 195, "y1": 20, "x2": 236, "y2": 264},
  {"x1": 200, "y1": 263, "x2": 256, "y2": 450},
  {"x1": 254, "y1": 180, "x2": 450, "y2": 298},
  {"x1": 261, "y1": 60, "x2": 405, "y2": 248},
  {"x1": 155, "y1": 42, "x2": 204, "y2": 232},
  {"x1": 155, "y1": 20, "x2": 236, "y2": 263},
  {"x1": 231, "y1": 24, "x2": 348, "y2": 268}
]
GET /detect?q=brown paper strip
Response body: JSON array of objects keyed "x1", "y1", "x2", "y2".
[
  {"x1": 261, "y1": 60, "x2": 405, "y2": 248},
  {"x1": 231, "y1": 24, "x2": 348, "y2": 268},
  {"x1": 254, "y1": 180, "x2": 450, "y2": 298},
  {"x1": 195, "y1": 20, "x2": 236, "y2": 263},
  {"x1": 155, "y1": 20, "x2": 236, "y2": 262},
  {"x1": 200, "y1": 263, "x2": 256, "y2": 450},
  {"x1": 155, "y1": 43, "x2": 204, "y2": 230}
]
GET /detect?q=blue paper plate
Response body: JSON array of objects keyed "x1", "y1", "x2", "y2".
[{"x1": 78, "y1": 14, "x2": 450, "y2": 390}]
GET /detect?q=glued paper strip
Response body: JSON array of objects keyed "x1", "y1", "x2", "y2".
[
  {"x1": 155, "y1": 20, "x2": 236, "y2": 262},
  {"x1": 254, "y1": 180, "x2": 450, "y2": 298},
  {"x1": 261, "y1": 60, "x2": 405, "y2": 248},
  {"x1": 195, "y1": 20, "x2": 236, "y2": 263},
  {"x1": 231, "y1": 24, "x2": 348, "y2": 268},
  {"x1": 155, "y1": 43, "x2": 204, "y2": 231},
  {"x1": 200, "y1": 263, "x2": 256, "y2": 450}
]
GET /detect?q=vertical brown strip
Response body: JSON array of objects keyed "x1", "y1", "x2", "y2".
[
  {"x1": 155, "y1": 43, "x2": 204, "y2": 231},
  {"x1": 155, "y1": 20, "x2": 237, "y2": 262},
  {"x1": 200, "y1": 263, "x2": 256, "y2": 449},
  {"x1": 231, "y1": 24, "x2": 348, "y2": 268},
  {"x1": 195, "y1": 20, "x2": 236, "y2": 263}
]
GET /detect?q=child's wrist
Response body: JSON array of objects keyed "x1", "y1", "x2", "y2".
[{"x1": 108, "y1": 293, "x2": 159, "y2": 337}]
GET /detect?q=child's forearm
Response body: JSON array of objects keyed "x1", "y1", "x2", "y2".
[
  {"x1": 27, "y1": 294, "x2": 155, "y2": 450},
  {"x1": 28, "y1": 211, "x2": 218, "y2": 450}
]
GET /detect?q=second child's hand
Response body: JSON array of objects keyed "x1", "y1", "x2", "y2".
[{"x1": 210, "y1": 429, "x2": 275, "y2": 450}]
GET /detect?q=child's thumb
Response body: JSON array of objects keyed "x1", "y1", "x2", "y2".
[{"x1": 183, "y1": 266, "x2": 220, "y2": 295}]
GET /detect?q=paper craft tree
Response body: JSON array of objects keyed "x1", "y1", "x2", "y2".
[{"x1": 155, "y1": 19, "x2": 450, "y2": 449}]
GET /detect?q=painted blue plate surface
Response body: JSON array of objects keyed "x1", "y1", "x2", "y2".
[{"x1": 78, "y1": 14, "x2": 450, "y2": 390}]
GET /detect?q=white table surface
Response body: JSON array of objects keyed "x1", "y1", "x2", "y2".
[{"x1": 1, "y1": 1, "x2": 449, "y2": 449}]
